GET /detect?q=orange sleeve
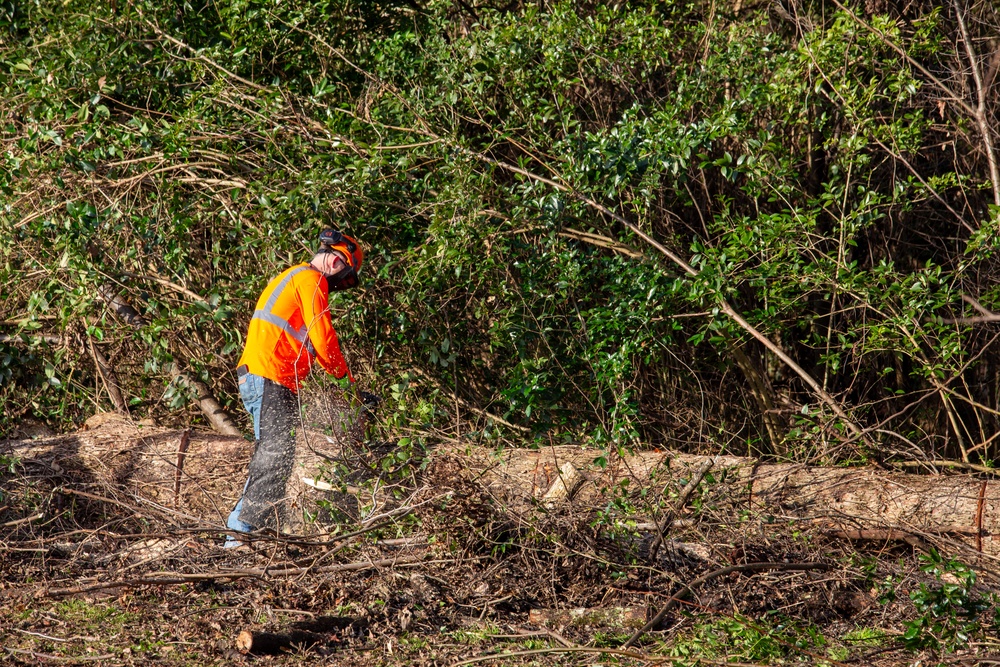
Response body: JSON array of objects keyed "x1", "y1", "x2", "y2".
[{"x1": 298, "y1": 272, "x2": 355, "y2": 383}]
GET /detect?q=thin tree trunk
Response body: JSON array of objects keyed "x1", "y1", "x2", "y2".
[
  {"x1": 87, "y1": 330, "x2": 127, "y2": 414},
  {"x1": 731, "y1": 344, "x2": 783, "y2": 453},
  {"x1": 955, "y1": 0, "x2": 1000, "y2": 206},
  {"x1": 169, "y1": 365, "x2": 242, "y2": 437},
  {"x1": 96, "y1": 283, "x2": 240, "y2": 436}
]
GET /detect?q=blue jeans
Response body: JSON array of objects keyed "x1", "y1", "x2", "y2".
[{"x1": 226, "y1": 371, "x2": 264, "y2": 538}]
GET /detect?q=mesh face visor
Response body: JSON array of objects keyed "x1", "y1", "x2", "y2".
[{"x1": 327, "y1": 264, "x2": 358, "y2": 291}]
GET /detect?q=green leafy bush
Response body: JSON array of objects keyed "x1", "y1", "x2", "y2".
[{"x1": 2, "y1": 0, "x2": 999, "y2": 467}]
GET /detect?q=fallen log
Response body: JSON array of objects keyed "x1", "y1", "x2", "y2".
[
  {"x1": 236, "y1": 629, "x2": 322, "y2": 654},
  {"x1": 6, "y1": 419, "x2": 1000, "y2": 557},
  {"x1": 1, "y1": 408, "x2": 380, "y2": 536},
  {"x1": 2, "y1": 413, "x2": 250, "y2": 526},
  {"x1": 527, "y1": 607, "x2": 647, "y2": 629},
  {"x1": 236, "y1": 616, "x2": 359, "y2": 655},
  {"x1": 469, "y1": 445, "x2": 1000, "y2": 559}
]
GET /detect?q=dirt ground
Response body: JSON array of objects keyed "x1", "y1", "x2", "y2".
[{"x1": 1, "y1": 416, "x2": 996, "y2": 666}]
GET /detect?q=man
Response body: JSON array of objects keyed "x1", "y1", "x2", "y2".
[{"x1": 226, "y1": 229, "x2": 364, "y2": 542}]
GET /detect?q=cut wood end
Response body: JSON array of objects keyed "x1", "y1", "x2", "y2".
[
  {"x1": 302, "y1": 476, "x2": 335, "y2": 491},
  {"x1": 302, "y1": 477, "x2": 361, "y2": 495},
  {"x1": 235, "y1": 629, "x2": 253, "y2": 653},
  {"x1": 541, "y1": 462, "x2": 583, "y2": 506}
]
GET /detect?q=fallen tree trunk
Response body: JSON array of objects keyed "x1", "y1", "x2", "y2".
[
  {"x1": 2, "y1": 413, "x2": 250, "y2": 526},
  {"x1": 1, "y1": 413, "x2": 364, "y2": 535},
  {"x1": 463, "y1": 445, "x2": 1000, "y2": 559},
  {"x1": 6, "y1": 419, "x2": 1000, "y2": 557},
  {"x1": 168, "y1": 365, "x2": 241, "y2": 437}
]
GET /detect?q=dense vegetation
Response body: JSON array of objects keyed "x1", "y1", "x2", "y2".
[{"x1": 3, "y1": 0, "x2": 1000, "y2": 466}]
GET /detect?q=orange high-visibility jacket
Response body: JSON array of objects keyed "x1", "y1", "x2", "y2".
[{"x1": 237, "y1": 263, "x2": 354, "y2": 392}]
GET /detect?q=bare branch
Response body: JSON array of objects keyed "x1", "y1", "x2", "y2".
[{"x1": 955, "y1": 0, "x2": 1000, "y2": 206}]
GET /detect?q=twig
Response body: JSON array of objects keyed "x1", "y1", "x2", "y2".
[
  {"x1": 43, "y1": 555, "x2": 440, "y2": 597},
  {"x1": 408, "y1": 367, "x2": 529, "y2": 432},
  {"x1": 121, "y1": 271, "x2": 210, "y2": 306},
  {"x1": 892, "y1": 460, "x2": 1000, "y2": 475},
  {"x1": 977, "y1": 480, "x2": 987, "y2": 553},
  {"x1": 823, "y1": 528, "x2": 928, "y2": 550},
  {"x1": 361, "y1": 492, "x2": 453, "y2": 527},
  {"x1": 1, "y1": 512, "x2": 45, "y2": 528},
  {"x1": 134, "y1": 8, "x2": 267, "y2": 93},
  {"x1": 557, "y1": 228, "x2": 645, "y2": 258},
  {"x1": 0, "y1": 333, "x2": 63, "y2": 345},
  {"x1": 449, "y1": 645, "x2": 666, "y2": 667},
  {"x1": 5, "y1": 648, "x2": 115, "y2": 663},
  {"x1": 940, "y1": 315, "x2": 1000, "y2": 325},
  {"x1": 57, "y1": 487, "x2": 151, "y2": 518},
  {"x1": 620, "y1": 561, "x2": 831, "y2": 649},
  {"x1": 173, "y1": 428, "x2": 192, "y2": 508},
  {"x1": 12, "y1": 629, "x2": 70, "y2": 643}
]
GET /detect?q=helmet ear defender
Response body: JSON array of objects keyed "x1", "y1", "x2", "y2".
[{"x1": 318, "y1": 229, "x2": 344, "y2": 252}]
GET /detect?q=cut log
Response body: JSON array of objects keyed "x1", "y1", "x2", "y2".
[
  {"x1": 235, "y1": 629, "x2": 322, "y2": 654},
  {"x1": 469, "y1": 445, "x2": 1000, "y2": 558},
  {"x1": 2, "y1": 416, "x2": 250, "y2": 526},
  {"x1": 0, "y1": 416, "x2": 364, "y2": 534},
  {"x1": 528, "y1": 607, "x2": 647, "y2": 629},
  {"x1": 235, "y1": 616, "x2": 357, "y2": 654}
]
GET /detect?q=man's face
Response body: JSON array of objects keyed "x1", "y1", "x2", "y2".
[
  {"x1": 314, "y1": 249, "x2": 359, "y2": 291},
  {"x1": 330, "y1": 248, "x2": 351, "y2": 269},
  {"x1": 315, "y1": 250, "x2": 349, "y2": 276}
]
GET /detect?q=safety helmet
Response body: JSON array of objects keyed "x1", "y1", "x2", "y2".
[{"x1": 318, "y1": 229, "x2": 364, "y2": 291}]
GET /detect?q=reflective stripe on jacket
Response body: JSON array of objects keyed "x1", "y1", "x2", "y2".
[{"x1": 237, "y1": 263, "x2": 353, "y2": 392}]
